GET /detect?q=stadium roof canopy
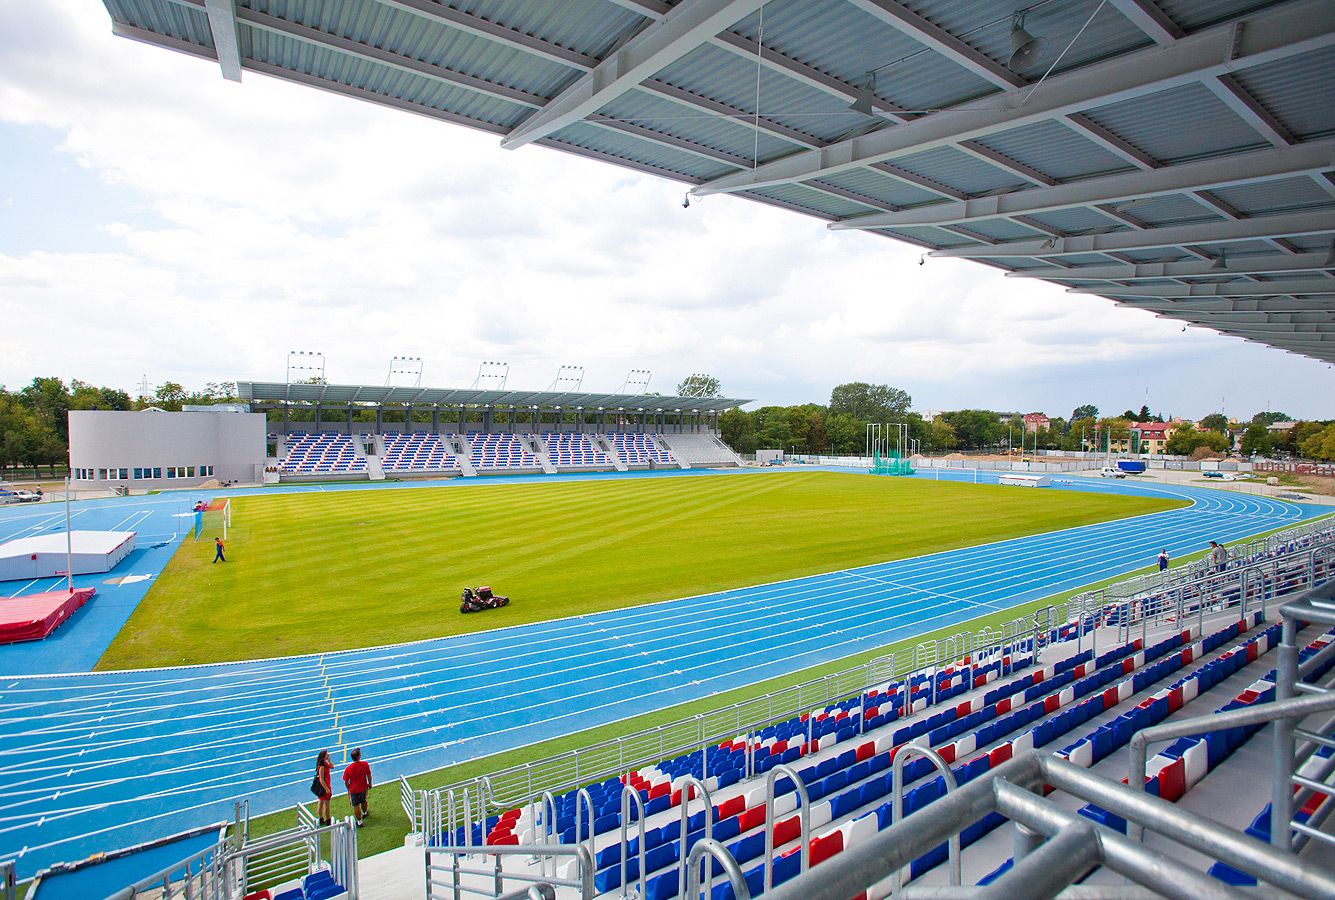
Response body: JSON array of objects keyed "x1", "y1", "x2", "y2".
[
  {"x1": 236, "y1": 381, "x2": 749, "y2": 412},
  {"x1": 104, "y1": 0, "x2": 1335, "y2": 362}
]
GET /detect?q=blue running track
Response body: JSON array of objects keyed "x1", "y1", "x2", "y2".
[{"x1": 0, "y1": 470, "x2": 1325, "y2": 878}]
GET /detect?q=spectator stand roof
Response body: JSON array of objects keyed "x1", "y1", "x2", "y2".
[
  {"x1": 104, "y1": 0, "x2": 1335, "y2": 362},
  {"x1": 236, "y1": 381, "x2": 749, "y2": 412}
]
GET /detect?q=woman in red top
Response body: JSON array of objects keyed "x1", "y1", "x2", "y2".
[{"x1": 314, "y1": 749, "x2": 332, "y2": 826}]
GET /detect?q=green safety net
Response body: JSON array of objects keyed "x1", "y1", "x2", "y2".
[{"x1": 869, "y1": 449, "x2": 914, "y2": 476}]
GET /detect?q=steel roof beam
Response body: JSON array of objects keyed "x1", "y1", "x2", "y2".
[
  {"x1": 692, "y1": 0, "x2": 1335, "y2": 197},
  {"x1": 1005, "y1": 251, "x2": 1335, "y2": 280},
  {"x1": 828, "y1": 141, "x2": 1335, "y2": 230},
  {"x1": 111, "y1": 24, "x2": 511, "y2": 135},
  {"x1": 1068, "y1": 278, "x2": 1335, "y2": 298},
  {"x1": 843, "y1": 0, "x2": 1025, "y2": 90},
  {"x1": 1062, "y1": 114, "x2": 1158, "y2": 170},
  {"x1": 956, "y1": 141, "x2": 1056, "y2": 186},
  {"x1": 1106, "y1": 0, "x2": 1184, "y2": 45},
  {"x1": 203, "y1": 0, "x2": 241, "y2": 81},
  {"x1": 640, "y1": 80, "x2": 823, "y2": 148},
  {"x1": 501, "y1": 0, "x2": 766, "y2": 149},
  {"x1": 1204, "y1": 74, "x2": 1294, "y2": 148},
  {"x1": 377, "y1": 0, "x2": 599, "y2": 70},
  {"x1": 1113, "y1": 296, "x2": 1335, "y2": 313},
  {"x1": 927, "y1": 209, "x2": 1335, "y2": 258}
]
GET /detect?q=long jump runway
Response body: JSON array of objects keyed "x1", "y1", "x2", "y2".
[{"x1": 0, "y1": 475, "x2": 1324, "y2": 877}]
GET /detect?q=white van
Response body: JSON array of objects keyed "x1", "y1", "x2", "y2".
[{"x1": 1099, "y1": 466, "x2": 1127, "y2": 479}]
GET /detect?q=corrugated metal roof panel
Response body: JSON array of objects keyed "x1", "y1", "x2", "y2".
[
  {"x1": 1082, "y1": 82, "x2": 1270, "y2": 164},
  {"x1": 1232, "y1": 45, "x2": 1335, "y2": 142},
  {"x1": 1110, "y1": 248, "x2": 1194, "y2": 263},
  {"x1": 1191, "y1": 239, "x2": 1286, "y2": 257},
  {"x1": 953, "y1": 217, "x2": 1048, "y2": 242},
  {"x1": 242, "y1": 27, "x2": 531, "y2": 127},
  {"x1": 1210, "y1": 177, "x2": 1335, "y2": 217},
  {"x1": 448, "y1": 0, "x2": 650, "y2": 60},
  {"x1": 550, "y1": 121, "x2": 733, "y2": 180},
  {"x1": 1123, "y1": 193, "x2": 1225, "y2": 228},
  {"x1": 1018, "y1": 207, "x2": 1120, "y2": 235},
  {"x1": 814, "y1": 169, "x2": 944, "y2": 208},
  {"x1": 888, "y1": 145, "x2": 1022, "y2": 196},
  {"x1": 106, "y1": 0, "x2": 212, "y2": 46},
  {"x1": 652, "y1": 43, "x2": 845, "y2": 144},
  {"x1": 902, "y1": 0, "x2": 1152, "y2": 79},
  {"x1": 1277, "y1": 234, "x2": 1335, "y2": 254},
  {"x1": 730, "y1": 0, "x2": 997, "y2": 112},
  {"x1": 1154, "y1": 0, "x2": 1279, "y2": 33},
  {"x1": 599, "y1": 89, "x2": 796, "y2": 164},
  {"x1": 748, "y1": 183, "x2": 868, "y2": 218},
  {"x1": 250, "y1": 0, "x2": 581, "y2": 99},
  {"x1": 878, "y1": 225, "x2": 979, "y2": 248},
  {"x1": 973, "y1": 119, "x2": 1137, "y2": 182}
]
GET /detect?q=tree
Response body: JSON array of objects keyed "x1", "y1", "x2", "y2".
[
  {"x1": 152, "y1": 382, "x2": 189, "y2": 411},
  {"x1": 1166, "y1": 427, "x2": 1229, "y2": 456},
  {"x1": 1251, "y1": 410, "x2": 1290, "y2": 426},
  {"x1": 70, "y1": 380, "x2": 132, "y2": 411},
  {"x1": 929, "y1": 419, "x2": 957, "y2": 451},
  {"x1": 1299, "y1": 424, "x2": 1335, "y2": 461},
  {"x1": 719, "y1": 407, "x2": 755, "y2": 454},
  {"x1": 1239, "y1": 422, "x2": 1273, "y2": 457},
  {"x1": 1198, "y1": 412, "x2": 1229, "y2": 433},
  {"x1": 1070, "y1": 404, "x2": 1098, "y2": 422},
  {"x1": 825, "y1": 413, "x2": 863, "y2": 454},
  {"x1": 938, "y1": 409, "x2": 1004, "y2": 450},
  {"x1": 828, "y1": 382, "x2": 911, "y2": 423},
  {"x1": 676, "y1": 374, "x2": 721, "y2": 398},
  {"x1": 19, "y1": 377, "x2": 72, "y2": 444}
]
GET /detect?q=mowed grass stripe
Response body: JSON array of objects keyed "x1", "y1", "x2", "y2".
[{"x1": 96, "y1": 471, "x2": 1182, "y2": 669}]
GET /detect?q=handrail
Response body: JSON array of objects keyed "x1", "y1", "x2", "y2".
[
  {"x1": 425, "y1": 843, "x2": 594, "y2": 900},
  {"x1": 1127, "y1": 691, "x2": 1335, "y2": 843},
  {"x1": 683, "y1": 838, "x2": 751, "y2": 900},
  {"x1": 574, "y1": 787, "x2": 596, "y2": 876},
  {"x1": 763, "y1": 763, "x2": 810, "y2": 895},
  {"x1": 619, "y1": 783, "x2": 647, "y2": 900},
  {"x1": 677, "y1": 775, "x2": 714, "y2": 898},
  {"x1": 891, "y1": 745, "x2": 960, "y2": 892}
]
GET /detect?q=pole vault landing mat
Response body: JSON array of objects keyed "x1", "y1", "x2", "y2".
[{"x1": 0, "y1": 588, "x2": 96, "y2": 644}]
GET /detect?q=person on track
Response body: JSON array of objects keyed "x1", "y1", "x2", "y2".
[
  {"x1": 213, "y1": 536, "x2": 226, "y2": 563},
  {"x1": 1157, "y1": 549, "x2": 1169, "y2": 572},
  {"x1": 313, "y1": 749, "x2": 332, "y2": 826},
  {"x1": 343, "y1": 747, "x2": 372, "y2": 827}
]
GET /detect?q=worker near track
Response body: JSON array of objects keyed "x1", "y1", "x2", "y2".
[
  {"x1": 213, "y1": 536, "x2": 226, "y2": 563},
  {"x1": 1209, "y1": 541, "x2": 1227, "y2": 572},
  {"x1": 343, "y1": 748, "x2": 372, "y2": 827},
  {"x1": 1157, "y1": 549, "x2": 1169, "y2": 572},
  {"x1": 313, "y1": 749, "x2": 333, "y2": 826}
]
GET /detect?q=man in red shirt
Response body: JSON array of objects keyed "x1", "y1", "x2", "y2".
[{"x1": 342, "y1": 747, "x2": 372, "y2": 826}]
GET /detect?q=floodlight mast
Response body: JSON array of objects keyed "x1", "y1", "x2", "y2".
[
  {"x1": 386, "y1": 356, "x2": 424, "y2": 387},
  {"x1": 547, "y1": 365, "x2": 585, "y2": 392},
  {"x1": 470, "y1": 361, "x2": 509, "y2": 390},
  {"x1": 285, "y1": 350, "x2": 326, "y2": 387},
  {"x1": 618, "y1": 369, "x2": 652, "y2": 394}
]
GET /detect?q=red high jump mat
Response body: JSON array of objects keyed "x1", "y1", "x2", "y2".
[{"x1": 0, "y1": 588, "x2": 96, "y2": 644}]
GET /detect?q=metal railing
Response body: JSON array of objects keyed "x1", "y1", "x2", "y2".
[
  {"x1": 1275, "y1": 579, "x2": 1335, "y2": 852},
  {"x1": 757, "y1": 751, "x2": 1335, "y2": 900},
  {"x1": 424, "y1": 844, "x2": 593, "y2": 900},
  {"x1": 0, "y1": 861, "x2": 12, "y2": 900}
]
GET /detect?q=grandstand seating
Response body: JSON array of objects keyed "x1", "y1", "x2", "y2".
[
  {"x1": 542, "y1": 433, "x2": 611, "y2": 469},
  {"x1": 278, "y1": 433, "x2": 367, "y2": 476},
  {"x1": 271, "y1": 868, "x2": 347, "y2": 900},
  {"x1": 660, "y1": 433, "x2": 743, "y2": 467},
  {"x1": 468, "y1": 432, "x2": 541, "y2": 471},
  {"x1": 437, "y1": 609, "x2": 1294, "y2": 899},
  {"x1": 381, "y1": 432, "x2": 460, "y2": 475},
  {"x1": 608, "y1": 432, "x2": 675, "y2": 467}
]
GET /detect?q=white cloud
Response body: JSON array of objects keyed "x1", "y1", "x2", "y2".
[{"x1": 0, "y1": 0, "x2": 1331, "y2": 419}]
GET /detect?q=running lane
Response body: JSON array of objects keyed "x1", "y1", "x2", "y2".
[{"x1": 0, "y1": 475, "x2": 1325, "y2": 877}]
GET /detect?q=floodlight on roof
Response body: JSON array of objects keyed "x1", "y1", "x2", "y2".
[
  {"x1": 1040, "y1": 237, "x2": 1057, "y2": 250},
  {"x1": 849, "y1": 71, "x2": 876, "y2": 117},
  {"x1": 1008, "y1": 12, "x2": 1048, "y2": 74},
  {"x1": 1211, "y1": 250, "x2": 1228, "y2": 271}
]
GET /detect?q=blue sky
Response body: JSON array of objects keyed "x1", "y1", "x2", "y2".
[{"x1": 1, "y1": 2, "x2": 1331, "y2": 421}]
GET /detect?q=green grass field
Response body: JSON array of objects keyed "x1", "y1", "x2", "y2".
[{"x1": 97, "y1": 470, "x2": 1182, "y2": 669}]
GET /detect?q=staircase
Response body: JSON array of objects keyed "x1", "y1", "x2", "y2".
[
  {"x1": 654, "y1": 435, "x2": 693, "y2": 469},
  {"x1": 531, "y1": 435, "x2": 558, "y2": 474},
  {"x1": 452, "y1": 435, "x2": 478, "y2": 477},
  {"x1": 596, "y1": 435, "x2": 628, "y2": 471}
]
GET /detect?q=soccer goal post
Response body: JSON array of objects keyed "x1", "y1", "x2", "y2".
[{"x1": 194, "y1": 499, "x2": 233, "y2": 541}]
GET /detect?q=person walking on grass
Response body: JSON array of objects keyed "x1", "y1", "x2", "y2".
[
  {"x1": 213, "y1": 536, "x2": 226, "y2": 563},
  {"x1": 343, "y1": 747, "x2": 372, "y2": 827},
  {"x1": 312, "y1": 749, "x2": 332, "y2": 826}
]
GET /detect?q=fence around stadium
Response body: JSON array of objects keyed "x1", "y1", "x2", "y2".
[{"x1": 399, "y1": 518, "x2": 1335, "y2": 845}]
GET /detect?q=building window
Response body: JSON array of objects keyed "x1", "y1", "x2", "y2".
[
  {"x1": 166, "y1": 468, "x2": 176, "y2": 479},
  {"x1": 153, "y1": 467, "x2": 162, "y2": 479},
  {"x1": 117, "y1": 468, "x2": 129, "y2": 479},
  {"x1": 186, "y1": 466, "x2": 196, "y2": 477},
  {"x1": 96, "y1": 469, "x2": 108, "y2": 480}
]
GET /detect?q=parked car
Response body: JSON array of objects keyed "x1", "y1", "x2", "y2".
[
  {"x1": 1099, "y1": 466, "x2": 1127, "y2": 479},
  {"x1": 12, "y1": 489, "x2": 41, "y2": 502}
]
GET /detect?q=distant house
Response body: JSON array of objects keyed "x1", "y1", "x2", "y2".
[
  {"x1": 1022, "y1": 413, "x2": 1050, "y2": 433},
  {"x1": 1131, "y1": 421, "x2": 1175, "y2": 455}
]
